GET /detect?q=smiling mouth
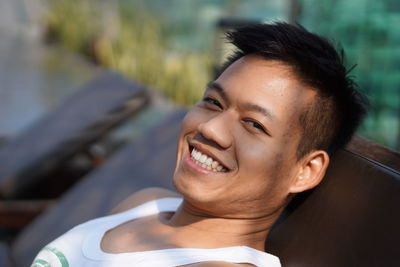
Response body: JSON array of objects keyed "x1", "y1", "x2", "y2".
[{"x1": 189, "y1": 145, "x2": 228, "y2": 173}]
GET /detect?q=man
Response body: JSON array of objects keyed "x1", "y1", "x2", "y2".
[{"x1": 32, "y1": 22, "x2": 367, "y2": 267}]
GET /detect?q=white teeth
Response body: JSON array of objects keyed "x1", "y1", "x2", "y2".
[
  {"x1": 211, "y1": 161, "x2": 218, "y2": 168},
  {"x1": 190, "y1": 148, "x2": 226, "y2": 172},
  {"x1": 199, "y1": 154, "x2": 207, "y2": 163}
]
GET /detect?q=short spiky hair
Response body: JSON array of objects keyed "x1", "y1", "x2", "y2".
[{"x1": 222, "y1": 22, "x2": 368, "y2": 158}]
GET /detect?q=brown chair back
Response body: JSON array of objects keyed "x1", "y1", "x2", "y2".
[{"x1": 266, "y1": 137, "x2": 400, "y2": 267}]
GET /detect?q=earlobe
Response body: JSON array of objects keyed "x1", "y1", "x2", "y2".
[{"x1": 289, "y1": 150, "x2": 330, "y2": 193}]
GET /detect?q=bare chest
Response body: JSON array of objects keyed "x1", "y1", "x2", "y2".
[
  {"x1": 101, "y1": 213, "x2": 176, "y2": 254},
  {"x1": 99, "y1": 212, "x2": 257, "y2": 267}
]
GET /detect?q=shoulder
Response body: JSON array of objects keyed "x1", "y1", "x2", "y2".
[{"x1": 110, "y1": 187, "x2": 181, "y2": 214}]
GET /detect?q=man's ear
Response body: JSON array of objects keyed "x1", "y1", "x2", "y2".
[{"x1": 289, "y1": 150, "x2": 330, "y2": 193}]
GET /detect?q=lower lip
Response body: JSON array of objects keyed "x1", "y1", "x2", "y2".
[{"x1": 184, "y1": 154, "x2": 219, "y2": 175}]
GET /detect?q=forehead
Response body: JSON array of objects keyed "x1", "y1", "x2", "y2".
[{"x1": 215, "y1": 56, "x2": 316, "y2": 130}]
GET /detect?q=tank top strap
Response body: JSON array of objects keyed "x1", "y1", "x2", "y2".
[{"x1": 110, "y1": 197, "x2": 183, "y2": 223}]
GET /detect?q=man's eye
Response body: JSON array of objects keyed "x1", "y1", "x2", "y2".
[
  {"x1": 203, "y1": 97, "x2": 222, "y2": 109},
  {"x1": 244, "y1": 120, "x2": 269, "y2": 135}
]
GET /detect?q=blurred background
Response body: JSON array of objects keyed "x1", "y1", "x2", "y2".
[{"x1": 0, "y1": 0, "x2": 399, "y2": 151}]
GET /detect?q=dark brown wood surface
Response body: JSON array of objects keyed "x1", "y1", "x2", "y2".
[
  {"x1": 0, "y1": 71, "x2": 149, "y2": 199},
  {"x1": 346, "y1": 136, "x2": 400, "y2": 172},
  {"x1": 267, "y1": 138, "x2": 400, "y2": 267}
]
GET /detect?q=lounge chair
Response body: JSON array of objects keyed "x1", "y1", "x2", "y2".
[{"x1": 0, "y1": 71, "x2": 149, "y2": 199}]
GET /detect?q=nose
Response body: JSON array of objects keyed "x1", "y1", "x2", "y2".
[{"x1": 197, "y1": 112, "x2": 233, "y2": 149}]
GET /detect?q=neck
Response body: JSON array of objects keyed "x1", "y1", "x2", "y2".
[{"x1": 164, "y1": 200, "x2": 282, "y2": 251}]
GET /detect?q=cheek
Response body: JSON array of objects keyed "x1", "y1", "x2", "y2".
[
  {"x1": 176, "y1": 109, "x2": 207, "y2": 161},
  {"x1": 181, "y1": 110, "x2": 196, "y2": 132},
  {"x1": 179, "y1": 109, "x2": 203, "y2": 145},
  {"x1": 235, "y1": 133, "x2": 276, "y2": 168},
  {"x1": 176, "y1": 112, "x2": 195, "y2": 162},
  {"x1": 236, "y1": 137, "x2": 294, "y2": 186},
  {"x1": 181, "y1": 107, "x2": 207, "y2": 131}
]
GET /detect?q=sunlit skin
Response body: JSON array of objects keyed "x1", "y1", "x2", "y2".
[
  {"x1": 174, "y1": 56, "x2": 314, "y2": 216},
  {"x1": 101, "y1": 55, "x2": 329, "y2": 266},
  {"x1": 170, "y1": 55, "x2": 328, "y2": 248}
]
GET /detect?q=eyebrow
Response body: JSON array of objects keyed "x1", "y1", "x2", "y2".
[
  {"x1": 243, "y1": 103, "x2": 276, "y2": 122},
  {"x1": 206, "y1": 82, "x2": 229, "y2": 104},
  {"x1": 206, "y1": 81, "x2": 276, "y2": 122}
]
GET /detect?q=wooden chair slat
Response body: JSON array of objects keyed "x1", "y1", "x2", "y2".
[{"x1": 0, "y1": 71, "x2": 149, "y2": 198}]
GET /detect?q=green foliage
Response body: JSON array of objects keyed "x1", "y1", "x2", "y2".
[
  {"x1": 300, "y1": 0, "x2": 400, "y2": 150},
  {"x1": 44, "y1": 0, "x2": 212, "y2": 107},
  {"x1": 45, "y1": 0, "x2": 101, "y2": 53}
]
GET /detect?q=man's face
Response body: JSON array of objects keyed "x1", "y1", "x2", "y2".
[{"x1": 173, "y1": 56, "x2": 316, "y2": 219}]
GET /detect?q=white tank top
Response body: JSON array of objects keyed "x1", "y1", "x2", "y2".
[{"x1": 31, "y1": 198, "x2": 281, "y2": 267}]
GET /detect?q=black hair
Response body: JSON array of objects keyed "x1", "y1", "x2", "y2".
[{"x1": 222, "y1": 22, "x2": 368, "y2": 158}]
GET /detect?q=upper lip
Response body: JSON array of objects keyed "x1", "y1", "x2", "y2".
[{"x1": 187, "y1": 138, "x2": 230, "y2": 170}]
